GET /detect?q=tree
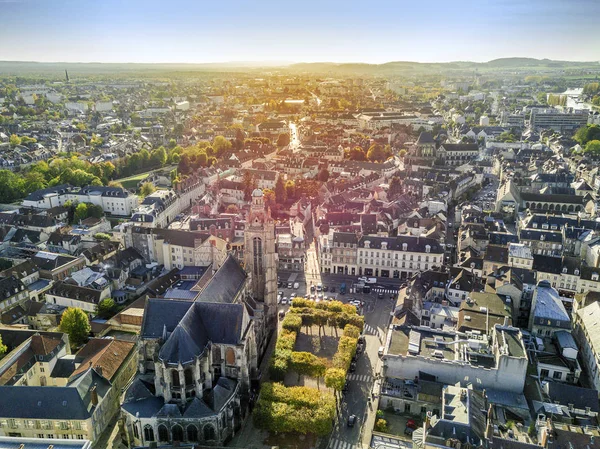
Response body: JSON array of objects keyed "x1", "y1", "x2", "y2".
[
  {"x1": 73, "y1": 203, "x2": 88, "y2": 223},
  {"x1": 263, "y1": 188, "x2": 276, "y2": 209},
  {"x1": 275, "y1": 176, "x2": 287, "y2": 203},
  {"x1": 285, "y1": 180, "x2": 296, "y2": 200},
  {"x1": 9, "y1": 134, "x2": 21, "y2": 147},
  {"x1": 316, "y1": 169, "x2": 329, "y2": 182},
  {"x1": 584, "y1": 140, "x2": 600, "y2": 156},
  {"x1": 346, "y1": 146, "x2": 366, "y2": 161},
  {"x1": 59, "y1": 307, "x2": 91, "y2": 346},
  {"x1": 242, "y1": 171, "x2": 255, "y2": 201},
  {"x1": 277, "y1": 133, "x2": 290, "y2": 147},
  {"x1": 150, "y1": 147, "x2": 168, "y2": 167},
  {"x1": 225, "y1": 204, "x2": 239, "y2": 214},
  {"x1": 367, "y1": 143, "x2": 392, "y2": 162},
  {"x1": 212, "y1": 135, "x2": 232, "y2": 157},
  {"x1": 140, "y1": 182, "x2": 156, "y2": 197},
  {"x1": 0, "y1": 335, "x2": 6, "y2": 359},
  {"x1": 23, "y1": 171, "x2": 47, "y2": 193},
  {"x1": 94, "y1": 233, "x2": 111, "y2": 241},
  {"x1": 398, "y1": 149, "x2": 407, "y2": 158},
  {"x1": 388, "y1": 175, "x2": 402, "y2": 199},
  {"x1": 97, "y1": 298, "x2": 116, "y2": 318},
  {"x1": 575, "y1": 125, "x2": 600, "y2": 145},
  {"x1": 108, "y1": 181, "x2": 124, "y2": 188}
]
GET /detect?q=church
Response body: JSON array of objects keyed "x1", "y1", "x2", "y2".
[{"x1": 121, "y1": 189, "x2": 277, "y2": 446}]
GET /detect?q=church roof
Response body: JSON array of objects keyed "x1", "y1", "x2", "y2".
[
  {"x1": 195, "y1": 254, "x2": 246, "y2": 304},
  {"x1": 158, "y1": 302, "x2": 245, "y2": 365}
]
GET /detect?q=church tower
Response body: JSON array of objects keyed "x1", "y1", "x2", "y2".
[{"x1": 244, "y1": 189, "x2": 278, "y2": 327}]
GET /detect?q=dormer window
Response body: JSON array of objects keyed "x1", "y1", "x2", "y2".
[
  {"x1": 592, "y1": 273, "x2": 600, "y2": 282},
  {"x1": 402, "y1": 243, "x2": 408, "y2": 251},
  {"x1": 425, "y1": 245, "x2": 431, "y2": 253},
  {"x1": 533, "y1": 223, "x2": 538, "y2": 229},
  {"x1": 574, "y1": 269, "x2": 580, "y2": 276},
  {"x1": 542, "y1": 224, "x2": 549, "y2": 230},
  {"x1": 364, "y1": 240, "x2": 370, "y2": 249},
  {"x1": 381, "y1": 242, "x2": 388, "y2": 250},
  {"x1": 562, "y1": 267, "x2": 568, "y2": 274}
]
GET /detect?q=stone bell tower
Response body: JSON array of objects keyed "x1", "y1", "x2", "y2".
[{"x1": 244, "y1": 189, "x2": 278, "y2": 326}]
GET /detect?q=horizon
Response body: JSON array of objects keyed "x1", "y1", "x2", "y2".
[
  {"x1": 1, "y1": 0, "x2": 599, "y2": 64},
  {"x1": 1, "y1": 56, "x2": 599, "y2": 66}
]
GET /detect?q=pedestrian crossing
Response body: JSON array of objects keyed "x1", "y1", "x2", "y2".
[
  {"x1": 372, "y1": 288, "x2": 398, "y2": 295},
  {"x1": 329, "y1": 437, "x2": 360, "y2": 449},
  {"x1": 346, "y1": 373, "x2": 372, "y2": 382},
  {"x1": 363, "y1": 323, "x2": 378, "y2": 335}
]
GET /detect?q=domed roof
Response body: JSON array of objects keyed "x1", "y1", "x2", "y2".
[{"x1": 252, "y1": 189, "x2": 263, "y2": 197}]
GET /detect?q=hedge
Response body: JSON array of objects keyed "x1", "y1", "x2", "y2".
[{"x1": 254, "y1": 383, "x2": 336, "y2": 436}]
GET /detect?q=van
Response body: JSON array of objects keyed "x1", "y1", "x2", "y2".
[
  {"x1": 378, "y1": 346, "x2": 385, "y2": 357},
  {"x1": 293, "y1": 282, "x2": 299, "y2": 289},
  {"x1": 366, "y1": 277, "x2": 377, "y2": 284},
  {"x1": 357, "y1": 277, "x2": 367, "y2": 283}
]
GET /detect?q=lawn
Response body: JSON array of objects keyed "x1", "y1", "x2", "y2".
[{"x1": 114, "y1": 172, "x2": 151, "y2": 189}]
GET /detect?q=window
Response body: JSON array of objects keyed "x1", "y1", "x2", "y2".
[
  {"x1": 144, "y1": 425, "x2": 155, "y2": 442},
  {"x1": 133, "y1": 423, "x2": 139, "y2": 439},
  {"x1": 172, "y1": 424, "x2": 184, "y2": 442},
  {"x1": 253, "y1": 237, "x2": 263, "y2": 276},
  {"x1": 187, "y1": 425, "x2": 199, "y2": 442},
  {"x1": 204, "y1": 425, "x2": 216, "y2": 441},
  {"x1": 158, "y1": 424, "x2": 169, "y2": 442},
  {"x1": 553, "y1": 371, "x2": 562, "y2": 380},
  {"x1": 404, "y1": 403, "x2": 411, "y2": 413},
  {"x1": 171, "y1": 369, "x2": 180, "y2": 387}
]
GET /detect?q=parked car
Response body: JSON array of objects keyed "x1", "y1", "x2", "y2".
[
  {"x1": 347, "y1": 415, "x2": 356, "y2": 427},
  {"x1": 378, "y1": 292, "x2": 384, "y2": 299},
  {"x1": 323, "y1": 285, "x2": 329, "y2": 292},
  {"x1": 330, "y1": 286, "x2": 336, "y2": 293},
  {"x1": 281, "y1": 297, "x2": 288, "y2": 305},
  {"x1": 358, "y1": 335, "x2": 366, "y2": 344}
]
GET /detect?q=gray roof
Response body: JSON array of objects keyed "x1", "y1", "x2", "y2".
[
  {"x1": 141, "y1": 299, "x2": 193, "y2": 339},
  {"x1": 158, "y1": 302, "x2": 245, "y2": 365},
  {"x1": 532, "y1": 282, "x2": 570, "y2": 324},
  {"x1": 196, "y1": 254, "x2": 246, "y2": 304}
]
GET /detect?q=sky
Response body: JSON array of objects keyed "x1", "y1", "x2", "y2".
[{"x1": 0, "y1": 0, "x2": 599, "y2": 64}]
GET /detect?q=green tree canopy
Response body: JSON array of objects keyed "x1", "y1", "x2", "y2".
[
  {"x1": 97, "y1": 298, "x2": 116, "y2": 318},
  {"x1": 59, "y1": 307, "x2": 91, "y2": 346},
  {"x1": 584, "y1": 140, "x2": 600, "y2": 156},
  {"x1": 140, "y1": 182, "x2": 156, "y2": 197},
  {"x1": 0, "y1": 335, "x2": 7, "y2": 359}
]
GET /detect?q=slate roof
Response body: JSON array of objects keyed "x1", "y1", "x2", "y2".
[
  {"x1": 195, "y1": 254, "x2": 246, "y2": 304},
  {"x1": 48, "y1": 281, "x2": 103, "y2": 304},
  {"x1": 158, "y1": 302, "x2": 244, "y2": 364},
  {"x1": 140, "y1": 299, "x2": 193, "y2": 339},
  {"x1": 0, "y1": 275, "x2": 25, "y2": 300},
  {"x1": 0, "y1": 369, "x2": 109, "y2": 420},
  {"x1": 357, "y1": 235, "x2": 443, "y2": 253}
]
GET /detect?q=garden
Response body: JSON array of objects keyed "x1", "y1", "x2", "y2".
[{"x1": 254, "y1": 298, "x2": 364, "y2": 437}]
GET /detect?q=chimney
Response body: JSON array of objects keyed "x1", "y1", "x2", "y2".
[
  {"x1": 90, "y1": 385, "x2": 99, "y2": 406},
  {"x1": 95, "y1": 365, "x2": 103, "y2": 377},
  {"x1": 503, "y1": 316, "x2": 509, "y2": 327}
]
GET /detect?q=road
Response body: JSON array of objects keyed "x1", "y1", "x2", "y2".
[{"x1": 289, "y1": 122, "x2": 300, "y2": 151}]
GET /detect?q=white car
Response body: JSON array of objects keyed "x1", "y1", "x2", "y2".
[{"x1": 281, "y1": 297, "x2": 288, "y2": 305}]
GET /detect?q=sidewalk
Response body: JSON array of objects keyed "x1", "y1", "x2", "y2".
[{"x1": 360, "y1": 364, "x2": 383, "y2": 448}]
